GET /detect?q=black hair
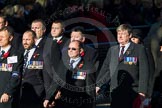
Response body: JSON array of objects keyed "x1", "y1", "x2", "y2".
[
  {"x1": 0, "y1": 26, "x2": 14, "y2": 37},
  {"x1": 71, "y1": 26, "x2": 85, "y2": 34}
]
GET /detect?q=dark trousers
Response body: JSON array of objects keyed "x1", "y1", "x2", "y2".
[{"x1": 111, "y1": 86, "x2": 138, "y2": 108}]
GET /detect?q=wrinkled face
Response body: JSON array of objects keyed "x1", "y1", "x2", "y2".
[
  {"x1": 22, "y1": 32, "x2": 35, "y2": 50},
  {"x1": 0, "y1": 17, "x2": 6, "y2": 29},
  {"x1": 131, "y1": 37, "x2": 140, "y2": 44},
  {"x1": 31, "y1": 22, "x2": 45, "y2": 39},
  {"x1": 0, "y1": 30, "x2": 12, "y2": 48},
  {"x1": 117, "y1": 30, "x2": 131, "y2": 45},
  {"x1": 51, "y1": 23, "x2": 63, "y2": 37},
  {"x1": 68, "y1": 41, "x2": 80, "y2": 59},
  {"x1": 70, "y1": 31, "x2": 84, "y2": 42}
]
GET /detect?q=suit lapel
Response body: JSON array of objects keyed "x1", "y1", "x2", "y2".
[
  {"x1": 117, "y1": 42, "x2": 135, "y2": 62},
  {"x1": 36, "y1": 36, "x2": 46, "y2": 48},
  {"x1": 113, "y1": 45, "x2": 120, "y2": 62},
  {"x1": 30, "y1": 48, "x2": 38, "y2": 60},
  {"x1": 58, "y1": 36, "x2": 68, "y2": 50},
  {"x1": 47, "y1": 37, "x2": 53, "y2": 58},
  {"x1": 123, "y1": 42, "x2": 134, "y2": 57},
  {"x1": 74, "y1": 59, "x2": 84, "y2": 70},
  {"x1": 68, "y1": 59, "x2": 84, "y2": 73}
]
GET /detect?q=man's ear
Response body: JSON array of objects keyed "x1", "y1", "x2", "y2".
[
  {"x1": 34, "y1": 38, "x2": 37, "y2": 43},
  {"x1": 129, "y1": 33, "x2": 132, "y2": 38},
  {"x1": 5, "y1": 21, "x2": 8, "y2": 26},
  {"x1": 62, "y1": 28, "x2": 65, "y2": 32},
  {"x1": 61, "y1": 28, "x2": 65, "y2": 34},
  {"x1": 82, "y1": 36, "x2": 85, "y2": 43},
  {"x1": 43, "y1": 29, "x2": 46, "y2": 33},
  {"x1": 9, "y1": 35, "x2": 13, "y2": 41},
  {"x1": 80, "y1": 48, "x2": 84, "y2": 54}
]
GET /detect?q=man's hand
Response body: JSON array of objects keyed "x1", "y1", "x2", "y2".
[
  {"x1": 43, "y1": 91, "x2": 61, "y2": 108},
  {"x1": 48, "y1": 101, "x2": 55, "y2": 108},
  {"x1": 139, "y1": 92, "x2": 145, "y2": 101},
  {"x1": 43, "y1": 100, "x2": 49, "y2": 108},
  {"x1": 55, "y1": 91, "x2": 61, "y2": 100},
  {"x1": 139, "y1": 93, "x2": 145, "y2": 97},
  {"x1": 43, "y1": 100, "x2": 55, "y2": 108},
  {"x1": 96, "y1": 87, "x2": 100, "y2": 95},
  {"x1": 0, "y1": 93, "x2": 10, "y2": 103}
]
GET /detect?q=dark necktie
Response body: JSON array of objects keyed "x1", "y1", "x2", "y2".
[
  {"x1": 53, "y1": 38, "x2": 58, "y2": 42},
  {"x1": 23, "y1": 50, "x2": 30, "y2": 73},
  {"x1": 0, "y1": 50, "x2": 5, "y2": 57},
  {"x1": 70, "y1": 60, "x2": 75, "y2": 69},
  {"x1": 119, "y1": 46, "x2": 125, "y2": 61}
]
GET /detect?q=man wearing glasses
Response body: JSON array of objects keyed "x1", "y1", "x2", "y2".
[{"x1": 44, "y1": 40, "x2": 96, "y2": 108}]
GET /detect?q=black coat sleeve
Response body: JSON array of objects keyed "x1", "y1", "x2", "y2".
[{"x1": 4, "y1": 52, "x2": 23, "y2": 96}]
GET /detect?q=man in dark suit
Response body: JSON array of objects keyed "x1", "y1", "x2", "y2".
[
  {"x1": 53, "y1": 40, "x2": 95, "y2": 108},
  {"x1": 96, "y1": 24, "x2": 149, "y2": 108},
  {"x1": 43, "y1": 20, "x2": 69, "y2": 107},
  {"x1": 49, "y1": 20, "x2": 69, "y2": 50},
  {"x1": 0, "y1": 26, "x2": 23, "y2": 108},
  {"x1": 49, "y1": 20, "x2": 69, "y2": 69},
  {"x1": 31, "y1": 19, "x2": 47, "y2": 50},
  {"x1": 20, "y1": 30, "x2": 45, "y2": 108}
]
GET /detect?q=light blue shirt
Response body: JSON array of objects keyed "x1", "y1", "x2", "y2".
[
  {"x1": 70, "y1": 57, "x2": 81, "y2": 69},
  {"x1": 24, "y1": 47, "x2": 36, "y2": 66}
]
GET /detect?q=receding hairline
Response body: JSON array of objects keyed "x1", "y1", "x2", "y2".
[
  {"x1": 69, "y1": 40, "x2": 83, "y2": 49},
  {"x1": 31, "y1": 19, "x2": 46, "y2": 30},
  {"x1": 23, "y1": 30, "x2": 36, "y2": 39},
  {"x1": 52, "y1": 21, "x2": 64, "y2": 28}
]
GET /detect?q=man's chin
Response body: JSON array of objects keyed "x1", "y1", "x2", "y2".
[{"x1": 24, "y1": 46, "x2": 29, "y2": 50}]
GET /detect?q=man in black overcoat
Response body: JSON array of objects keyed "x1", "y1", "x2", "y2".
[
  {"x1": 0, "y1": 26, "x2": 23, "y2": 108},
  {"x1": 96, "y1": 24, "x2": 149, "y2": 108},
  {"x1": 20, "y1": 30, "x2": 45, "y2": 108}
]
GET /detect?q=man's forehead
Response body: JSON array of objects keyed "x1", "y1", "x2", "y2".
[
  {"x1": 69, "y1": 41, "x2": 79, "y2": 46},
  {"x1": 71, "y1": 31, "x2": 82, "y2": 36},
  {"x1": 32, "y1": 22, "x2": 42, "y2": 26},
  {"x1": 117, "y1": 30, "x2": 128, "y2": 33},
  {"x1": 0, "y1": 30, "x2": 8, "y2": 34},
  {"x1": 23, "y1": 33, "x2": 33, "y2": 38},
  {"x1": 52, "y1": 23, "x2": 62, "y2": 26}
]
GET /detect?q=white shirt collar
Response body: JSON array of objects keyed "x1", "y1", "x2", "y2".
[
  {"x1": 53, "y1": 36, "x2": 63, "y2": 42},
  {"x1": 119, "y1": 42, "x2": 130, "y2": 55},
  {"x1": 120, "y1": 42, "x2": 130, "y2": 47},
  {"x1": 0, "y1": 45, "x2": 11, "y2": 53},
  {"x1": 24, "y1": 47, "x2": 35, "y2": 55},
  {"x1": 35, "y1": 38, "x2": 42, "y2": 46},
  {"x1": 70, "y1": 57, "x2": 81, "y2": 68},
  {"x1": 24, "y1": 47, "x2": 36, "y2": 63}
]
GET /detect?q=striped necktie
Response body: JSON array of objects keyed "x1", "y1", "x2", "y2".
[
  {"x1": 119, "y1": 46, "x2": 125, "y2": 61},
  {"x1": 0, "y1": 50, "x2": 5, "y2": 57},
  {"x1": 23, "y1": 50, "x2": 30, "y2": 73}
]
